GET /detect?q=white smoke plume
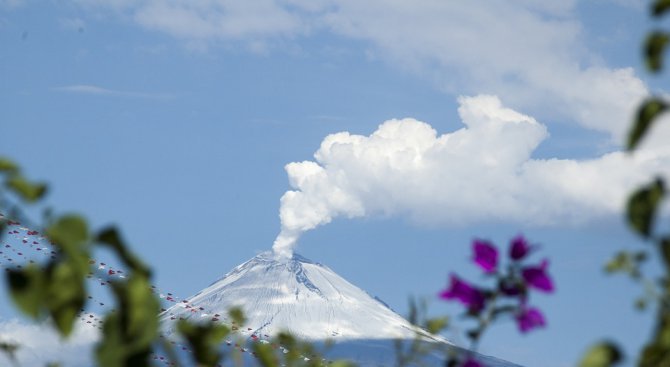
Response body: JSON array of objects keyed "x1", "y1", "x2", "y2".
[{"x1": 272, "y1": 95, "x2": 670, "y2": 257}]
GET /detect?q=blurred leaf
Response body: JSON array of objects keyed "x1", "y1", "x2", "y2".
[
  {"x1": 96, "y1": 275, "x2": 160, "y2": 367},
  {"x1": 119, "y1": 275, "x2": 159, "y2": 349},
  {"x1": 277, "y1": 332, "x2": 303, "y2": 365},
  {"x1": 158, "y1": 338, "x2": 182, "y2": 367},
  {"x1": 627, "y1": 178, "x2": 665, "y2": 238},
  {"x1": 228, "y1": 306, "x2": 246, "y2": 326},
  {"x1": 645, "y1": 31, "x2": 670, "y2": 72},
  {"x1": 96, "y1": 313, "x2": 127, "y2": 367},
  {"x1": 253, "y1": 343, "x2": 278, "y2": 367},
  {"x1": 177, "y1": 320, "x2": 229, "y2": 367},
  {"x1": 45, "y1": 261, "x2": 86, "y2": 337},
  {"x1": 425, "y1": 317, "x2": 449, "y2": 334},
  {"x1": 0, "y1": 340, "x2": 19, "y2": 363},
  {"x1": 6, "y1": 265, "x2": 44, "y2": 318},
  {"x1": 640, "y1": 342, "x2": 670, "y2": 366},
  {"x1": 0, "y1": 158, "x2": 19, "y2": 173},
  {"x1": 634, "y1": 251, "x2": 649, "y2": 263},
  {"x1": 604, "y1": 251, "x2": 645, "y2": 278},
  {"x1": 96, "y1": 227, "x2": 150, "y2": 277},
  {"x1": 628, "y1": 98, "x2": 668, "y2": 150},
  {"x1": 579, "y1": 342, "x2": 622, "y2": 367},
  {"x1": 662, "y1": 238, "x2": 670, "y2": 267},
  {"x1": 46, "y1": 215, "x2": 89, "y2": 257},
  {"x1": 635, "y1": 297, "x2": 648, "y2": 311},
  {"x1": 329, "y1": 362, "x2": 356, "y2": 367},
  {"x1": 640, "y1": 309, "x2": 670, "y2": 366},
  {"x1": 605, "y1": 252, "x2": 630, "y2": 273},
  {"x1": 653, "y1": 0, "x2": 670, "y2": 17},
  {"x1": 5, "y1": 175, "x2": 47, "y2": 203}
]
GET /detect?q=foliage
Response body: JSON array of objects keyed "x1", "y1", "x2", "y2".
[{"x1": 577, "y1": 1, "x2": 670, "y2": 366}]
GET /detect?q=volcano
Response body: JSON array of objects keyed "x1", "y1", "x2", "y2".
[
  {"x1": 161, "y1": 252, "x2": 521, "y2": 366},
  {"x1": 161, "y1": 251, "x2": 435, "y2": 341}
]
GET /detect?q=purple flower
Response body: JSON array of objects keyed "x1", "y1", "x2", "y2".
[
  {"x1": 473, "y1": 239, "x2": 498, "y2": 273},
  {"x1": 522, "y1": 259, "x2": 554, "y2": 293},
  {"x1": 509, "y1": 235, "x2": 532, "y2": 261},
  {"x1": 516, "y1": 306, "x2": 546, "y2": 333},
  {"x1": 461, "y1": 358, "x2": 483, "y2": 367},
  {"x1": 439, "y1": 274, "x2": 486, "y2": 312},
  {"x1": 498, "y1": 279, "x2": 522, "y2": 297}
]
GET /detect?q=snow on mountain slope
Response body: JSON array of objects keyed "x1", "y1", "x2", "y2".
[{"x1": 161, "y1": 251, "x2": 440, "y2": 341}]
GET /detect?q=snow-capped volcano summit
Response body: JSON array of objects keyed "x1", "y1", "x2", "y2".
[{"x1": 161, "y1": 251, "x2": 436, "y2": 341}]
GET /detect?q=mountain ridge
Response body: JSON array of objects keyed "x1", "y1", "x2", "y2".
[{"x1": 162, "y1": 251, "x2": 441, "y2": 342}]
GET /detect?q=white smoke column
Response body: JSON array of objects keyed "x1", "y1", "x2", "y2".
[{"x1": 272, "y1": 95, "x2": 670, "y2": 257}]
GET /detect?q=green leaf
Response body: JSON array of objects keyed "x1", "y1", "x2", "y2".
[
  {"x1": 253, "y1": 343, "x2": 278, "y2": 367},
  {"x1": 5, "y1": 175, "x2": 48, "y2": 203},
  {"x1": 0, "y1": 339, "x2": 20, "y2": 363},
  {"x1": 46, "y1": 215, "x2": 89, "y2": 257},
  {"x1": 627, "y1": 178, "x2": 665, "y2": 238},
  {"x1": 177, "y1": 320, "x2": 230, "y2": 367},
  {"x1": 635, "y1": 297, "x2": 648, "y2": 311},
  {"x1": 228, "y1": 307, "x2": 246, "y2": 326},
  {"x1": 645, "y1": 31, "x2": 670, "y2": 72},
  {"x1": 6, "y1": 265, "x2": 45, "y2": 318},
  {"x1": 628, "y1": 98, "x2": 668, "y2": 150},
  {"x1": 96, "y1": 227, "x2": 150, "y2": 277},
  {"x1": 96, "y1": 275, "x2": 160, "y2": 367},
  {"x1": 653, "y1": 0, "x2": 670, "y2": 17},
  {"x1": 0, "y1": 157, "x2": 19, "y2": 173},
  {"x1": 425, "y1": 317, "x2": 449, "y2": 334},
  {"x1": 578, "y1": 342, "x2": 622, "y2": 367},
  {"x1": 96, "y1": 313, "x2": 127, "y2": 367},
  {"x1": 604, "y1": 251, "x2": 645, "y2": 277},
  {"x1": 45, "y1": 260, "x2": 87, "y2": 337},
  {"x1": 329, "y1": 361, "x2": 357, "y2": 367},
  {"x1": 639, "y1": 310, "x2": 670, "y2": 366},
  {"x1": 118, "y1": 275, "x2": 160, "y2": 349}
]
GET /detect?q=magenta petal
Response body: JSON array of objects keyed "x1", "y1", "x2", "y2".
[
  {"x1": 516, "y1": 307, "x2": 546, "y2": 333},
  {"x1": 509, "y1": 235, "x2": 532, "y2": 261},
  {"x1": 439, "y1": 274, "x2": 486, "y2": 312},
  {"x1": 473, "y1": 239, "x2": 498, "y2": 273},
  {"x1": 461, "y1": 358, "x2": 483, "y2": 367},
  {"x1": 522, "y1": 260, "x2": 554, "y2": 293}
]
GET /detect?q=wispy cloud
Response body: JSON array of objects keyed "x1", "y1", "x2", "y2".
[
  {"x1": 54, "y1": 84, "x2": 173, "y2": 100},
  {"x1": 66, "y1": 1, "x2": 650, "y2": 143}
]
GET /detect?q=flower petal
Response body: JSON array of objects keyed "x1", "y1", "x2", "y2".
[
  {"x1": 462, "y1": 358, "x2": 483, "y2": 367},
  {"x1": 473, "y1": 239, "x2": 498, "y2": 273},
  {"x1": 439, "y1": 274, "x2": 486, "y2": 312},
  {"x1": 509, "y1": 235, "x2": 532, "y2": 261},
  {"x1": 516, "y1": 307, "x2": 546, "y2": 333},
  {"x1": 522, "y1": 260, "x2": 554, "y2": 293}
]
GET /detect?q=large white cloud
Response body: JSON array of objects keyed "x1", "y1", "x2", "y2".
[
  {"x1": 68, "y1": 0, "x2": 649, "y2": 141},
  {"x1": 0, "y1": 318, "x2": 98, "y2": 367},
  {"x1": 321, "y1": 1, "x2": 648, "y2": 140},
  {"x1": 273, "y1": 95, "x2": 670, "y2": 256}
]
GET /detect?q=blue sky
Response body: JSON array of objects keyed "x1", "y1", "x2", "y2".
[{"x1": 1, "y1": 1, "x2": 670, "y2": 366}]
